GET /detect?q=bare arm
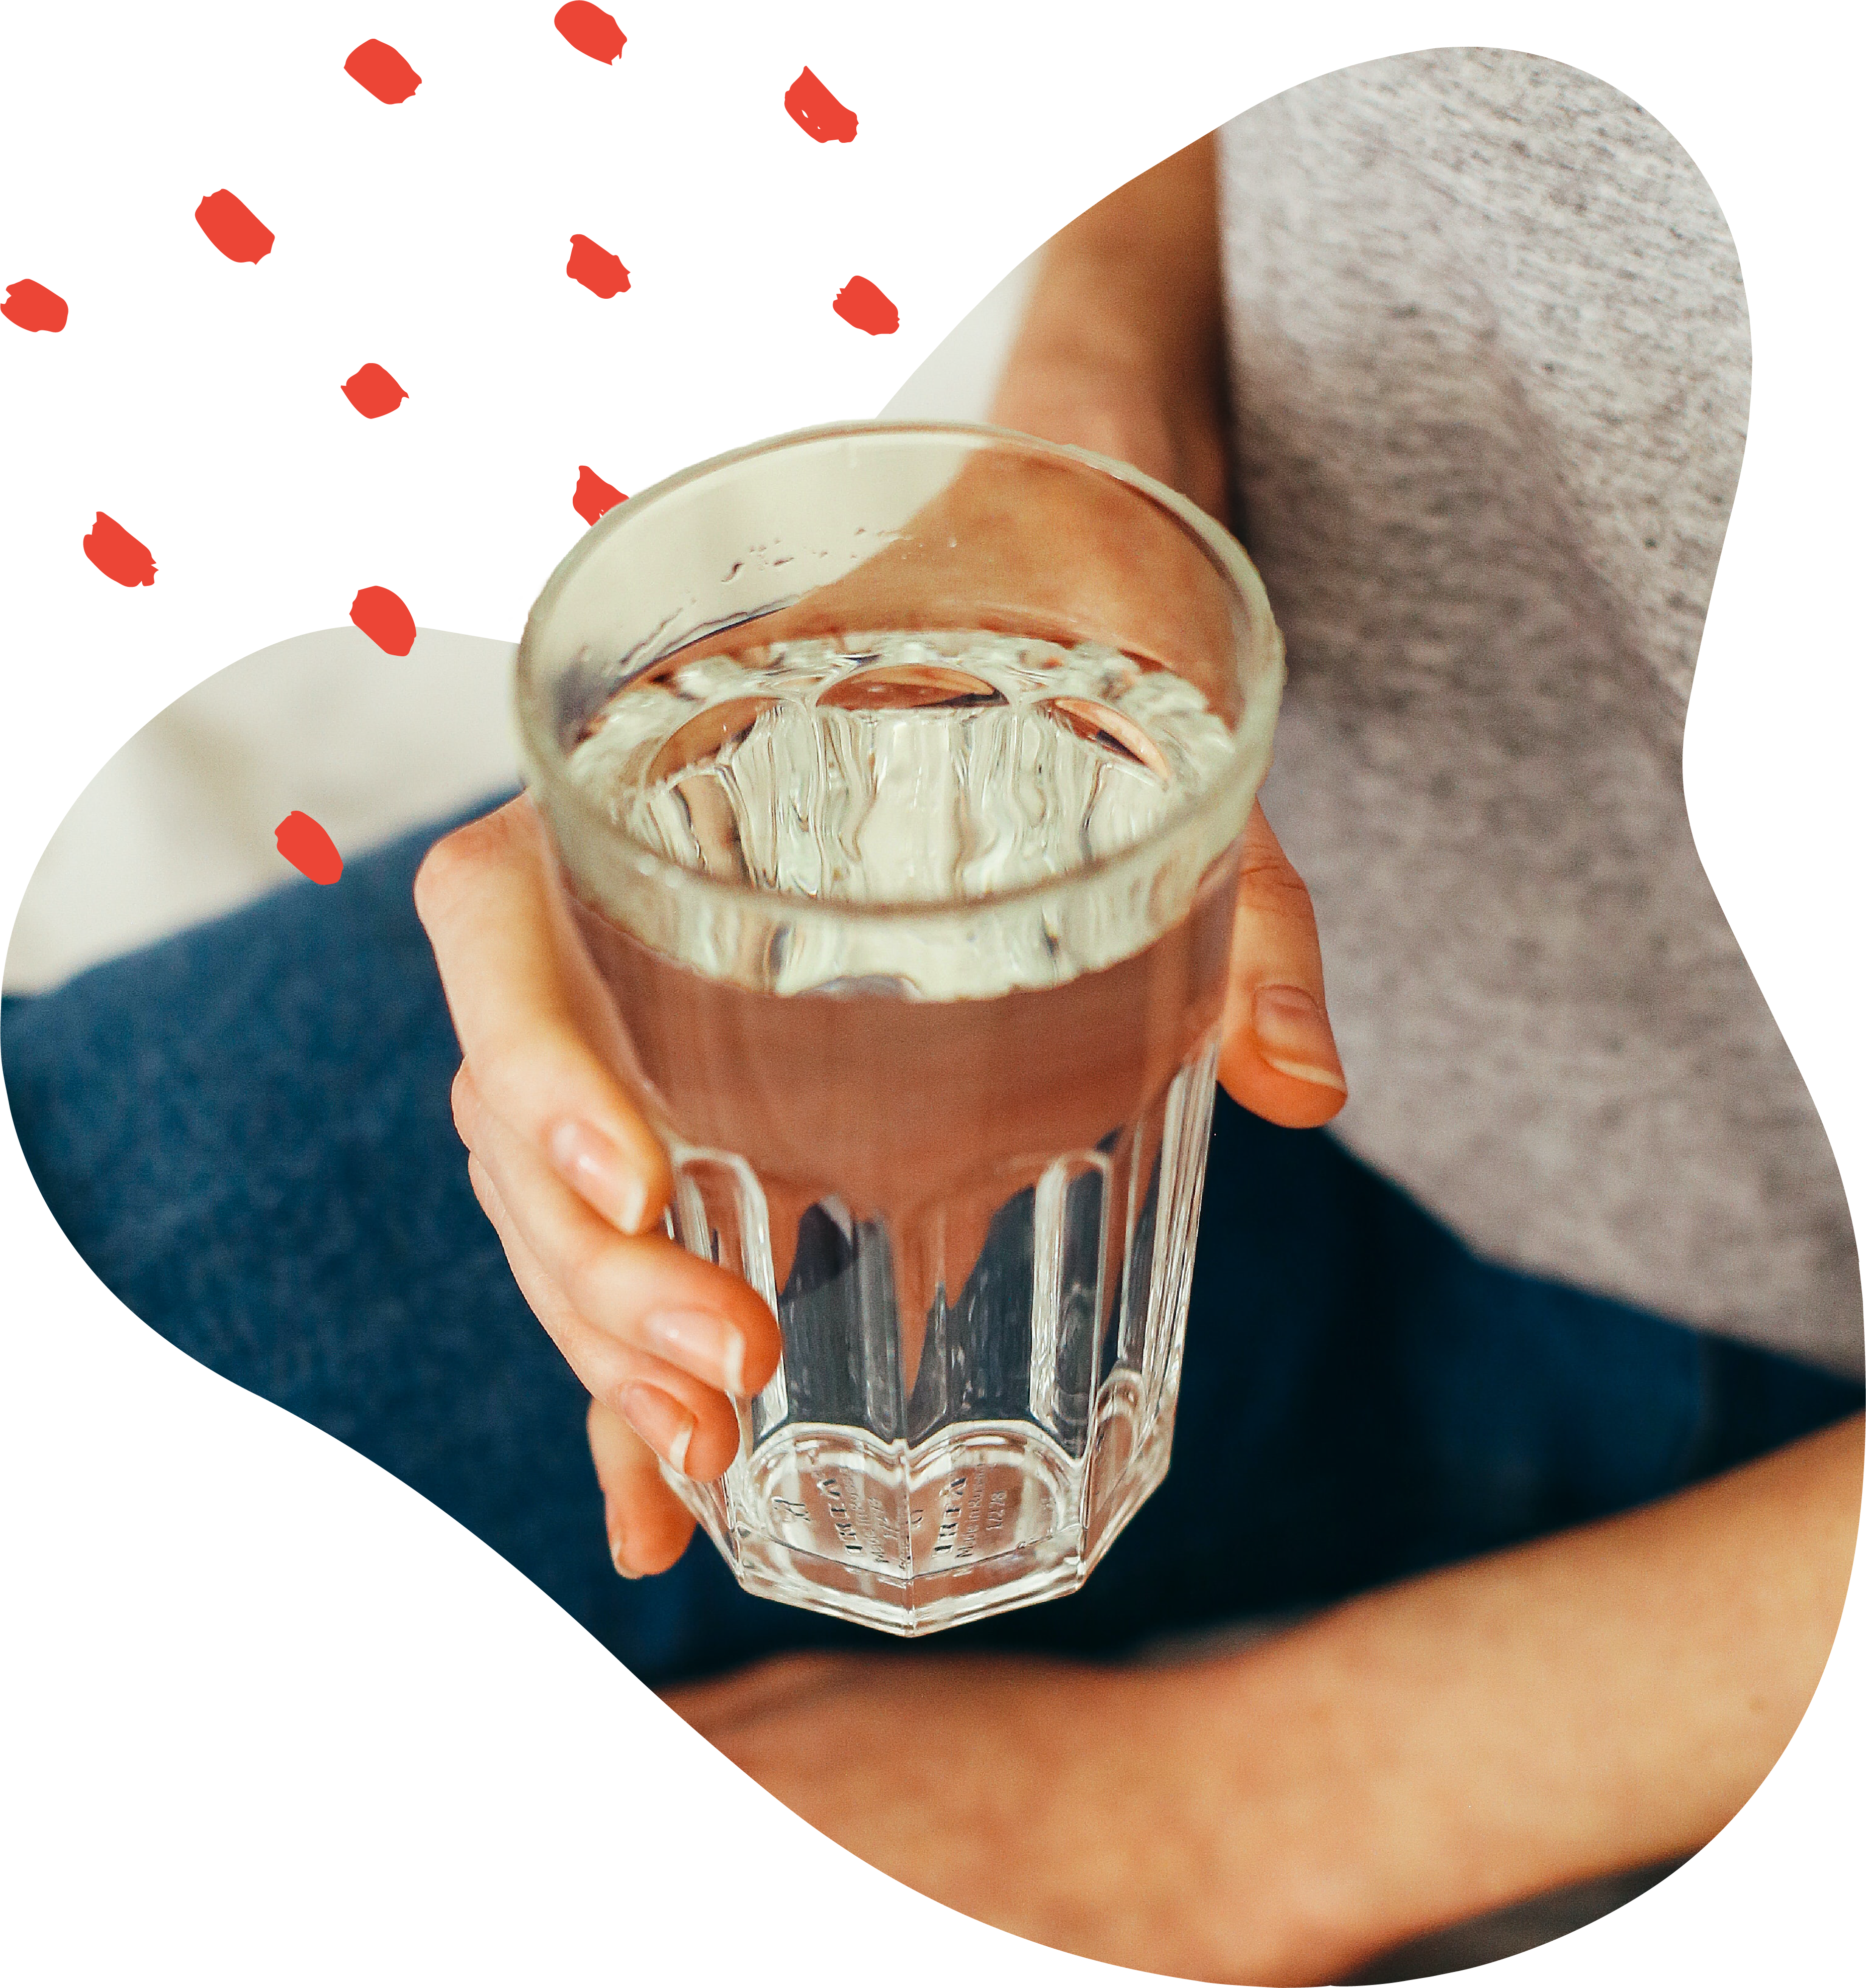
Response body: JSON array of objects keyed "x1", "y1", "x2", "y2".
[
  {"x1": 668, "y1": 141, "x2": 1866, "y2": 1983},
  {"x1": 671, "y1": 1415, "x2": 1863, "y2": 1984},
  {"x1": 991, "y1": 133, "x2": 1230, "y2": 521},
  {"x1": 1171, "y1": 1410, "x2": 1864, "y2": 1978}
]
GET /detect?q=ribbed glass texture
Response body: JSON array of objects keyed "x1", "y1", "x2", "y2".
[
  {"x1": 517, "y1": 423, "x2": 1283, "y2": 1633},
  {"x1": 662, "y1": 1041, "x2": 1222, "y2": 1633}
]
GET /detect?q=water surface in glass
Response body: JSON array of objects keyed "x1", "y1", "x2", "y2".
[{"x1": 517, "y1": 425, "x2": 1283, "y2": 1633}]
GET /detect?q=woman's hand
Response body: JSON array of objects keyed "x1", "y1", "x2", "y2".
[
  {"x1": 414, "y1": 797, "x2": 784, "y2": 1577},
  {"x1": 419, "y1": 783, "x2": 1341, "y2": 1583},
  {"x1": 418, "y1": 129, "x2": 1341, "y2": 1582}
]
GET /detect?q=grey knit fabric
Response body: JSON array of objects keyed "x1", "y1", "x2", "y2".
[{"x1": 1218, "y1": 48, "x2": 1861, "y2": 1375}]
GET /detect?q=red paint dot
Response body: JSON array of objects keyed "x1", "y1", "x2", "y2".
[
  {"x1": 555, "y1": 2, "x2": 626, "y2": 63},
  {"x1": 573, "y1": 465, "x2": 627, "y2": 525},
  {"x1": 275, "y1": 811, "x2": 344, "y2": 886},
  {"x1": 566, "y1": 234, "x2": 630, "y2": 298},
  {"x1": 785, "y1": 68, "x2": 857, "y2": 144},
  {"x1": 350, "y1": 585, "x2": 417, "y2": 655},
  {"x1": 342, "y1": 363, "x2": 408, "y2": 418},
  {"x1": 3, "y1": 279, "x2": 68, "y2": 332},
  {"x1": 83, "y1": 512, "x2": 156, "y2": 587},
  {"x1": 344, "y1": 39, "x2": 422, "y2": 105},
  {"x1": 195, "y1": 189, "x2": 275, "y2": 264},
  {"x1": 833, "y1": 276, "x2": 899, "y2": 336}
]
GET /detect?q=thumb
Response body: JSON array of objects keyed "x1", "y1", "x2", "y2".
[{"x1": 1215, "y1": 803, "x2": 1349, "y2": 1130}]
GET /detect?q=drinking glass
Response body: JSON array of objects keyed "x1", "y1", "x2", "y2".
[{"x1": 515, "y1": 422, "x2": 1283, "y2": 1634}]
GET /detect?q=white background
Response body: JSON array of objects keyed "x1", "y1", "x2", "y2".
[{"x1": 2, "y1": 3, "x2": 1860, "y2": 1982}]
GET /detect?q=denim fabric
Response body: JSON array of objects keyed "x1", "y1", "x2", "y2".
[{"x1": 7, "y1": 804, "x2": 1859, "y2": 1688}]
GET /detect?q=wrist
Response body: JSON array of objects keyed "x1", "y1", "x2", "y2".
[
  {"x1": 990, "y1": 281, "x2": 1230, "y2": 518},
  {"x1": 986, "y1": 136, "x2": 1229, "y2": 516}
]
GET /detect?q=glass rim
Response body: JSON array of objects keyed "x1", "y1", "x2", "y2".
[{"x1": 514, "y1": 417, "x2": 1284, "y2": 928}]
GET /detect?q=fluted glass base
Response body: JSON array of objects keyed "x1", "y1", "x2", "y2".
[{"x1": 660, "y1": 1040, "x2": 1220, "y2": 1634}]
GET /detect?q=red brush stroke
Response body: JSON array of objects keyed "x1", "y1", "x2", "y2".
[
  {"x1": 3, "y1": 279, "x2": 68, "y2": 332},
  {"x1": 785, "y1": 68, "x2": 857, "y2": 143},
  {"x1": 83, "y1": 512, "x2": 156, "y2": 587},
  {"x1": 573, "y1": 465, "x2": 626, "y2": 525},
  {"x1": 350, "y1": 585, "x2": 417, "y2": 655},
  {"x1": 344, "y1": 39, "x2": 422, "y2": 104},
  {"x1": 567, "y1": 234, "x2": 630, "y2": 298},
  {"x1": 195, "y1": 189, "x2": 275, "y2": 264},
  {"x1": 341, "y1": 363, "x2": 408, "y2": 417},
  {"x1": 555, "y1": 2, "x2": 625, "y2": 63},
  {"x1": 275, "y1": 811, "x2": 344, "y2": 886},
  {"x1": 833, "y1": 275, "x2": 898, "y2": 335}
]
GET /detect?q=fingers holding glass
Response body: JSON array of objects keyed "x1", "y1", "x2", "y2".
[
  {"x1": 1216, "y1": 802, "x2": 1349, "y2": 1129},
  {"x1": 456, "y1": 1073, "x2": 777, "y2": 1457},
  {"x1": 587, "y1": 1396, "x2": 699, "y2": 1580},
  {"x1": 416, "y1": 795, "x2": 672, "y2": 1237}
]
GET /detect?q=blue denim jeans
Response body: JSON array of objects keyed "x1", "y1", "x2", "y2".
[{"x1": 6, "y1": 805, "x2": 1858, "y2": 1687}]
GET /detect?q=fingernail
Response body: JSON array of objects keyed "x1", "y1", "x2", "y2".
[
  {"x1": 1252, "y1": 985, "x2": 1348, "y2": 1093},
  {"x1": 620, "y1": 1382, "x2": 695, "y2": 1476},
  {"x1": 642, "y1": 1309, "x2": 747, "y2": 1396},
  {"x1": 604, "y1": 1498, "x2": 641, "y2": 1579},
  {"x1": 549, "y1": 1119, "x2": 649, "y2": 1234}
]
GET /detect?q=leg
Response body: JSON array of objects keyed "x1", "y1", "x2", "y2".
[
  {"x1": 4, "y1": 806, "x2": 843, "y2": 1687},
  {"x1": 960, "y1": 1092, "x2": 1861, "y2": 1658},
  {"x1": 10, "y1": 808, "x2": 1858, "y2": 1681}
]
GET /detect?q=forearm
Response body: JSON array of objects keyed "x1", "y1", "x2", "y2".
[
  {"x1": 1006, "y1": 135, "x2": 1223, "y2": 388},
  {"x1": 990, "y1": 134, "x2": 1229, "y2": 514},
  {"x1": 1176, "y1": 1413, "x2": 1864, "y2": 1980}
]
